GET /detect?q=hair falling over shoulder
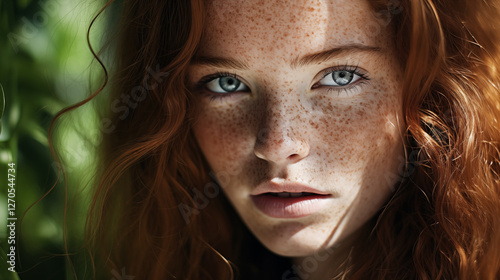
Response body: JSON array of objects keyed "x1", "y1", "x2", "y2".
[{"x1": 68, "y1": 0, "x2": 500, "y2": 279}]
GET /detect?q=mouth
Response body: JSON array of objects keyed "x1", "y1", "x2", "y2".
[
  {"x1": 251, "y1": 186, "x2": 333, "y2": 219},
  {"x1": 264, "y1": 192, "x2": 326, "y2": 198},
  {"x1": 250, "y1": 181, "x2": 331, "y2": 196}
]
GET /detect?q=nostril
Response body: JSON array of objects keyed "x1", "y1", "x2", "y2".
[{"x1": 287, "y1": 153, "x2": 300, "y2": 161}]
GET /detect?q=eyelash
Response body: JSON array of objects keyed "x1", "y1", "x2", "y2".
[
  {"x1": 194, "y1": 71, "x2": 240, "y2": 101},
  {"x1": 319, "y1": 65, "x2": 370, "y2": 96},
  {"x1": 195, "y1": 65, "x2": 370, "y2": 101}
]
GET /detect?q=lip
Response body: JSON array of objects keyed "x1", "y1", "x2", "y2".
[
  {"x1": 250, "y1": 182, "x2": 333, "y2": 219},
  {"x1": 250, "y1": 181, "x2": 330, "y2": 196}
]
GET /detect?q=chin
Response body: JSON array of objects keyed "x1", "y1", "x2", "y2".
[
  {"x1": 255, "y1": 224, "x2": 342, "y2": 257},
  {"x1": 267, "y1": 242, "x2": 325, "y2": 257}
]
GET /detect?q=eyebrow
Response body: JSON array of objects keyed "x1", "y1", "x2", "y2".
[{"x1": 190, "y1": 44, "x2": 382, "y2": 70}]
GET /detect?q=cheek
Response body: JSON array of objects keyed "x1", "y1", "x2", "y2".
[
  {"x1": 310, "y1": 85, "x2": 403, "y2": 175},
  {"x1": 192, "y1": 100, "x2": 257, "y2": 174}
]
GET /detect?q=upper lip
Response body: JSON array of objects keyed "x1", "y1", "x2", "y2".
[{"x1": 251, "y1": 181, "x2": 330, "y2": 196}]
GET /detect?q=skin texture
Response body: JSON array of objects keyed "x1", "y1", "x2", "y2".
[{"x1": 188, "y1": 0, "x2": 404, "y2": 276}]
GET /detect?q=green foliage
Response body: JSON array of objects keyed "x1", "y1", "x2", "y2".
[
  {"x1": 0, "y1": 85, "x2": 4, "y2": 133},
  {"x1": 0, "y1": 246, "x2": 20, "y2": 280},
  {"x1": 1, "y1": 0, "x2": 104, "y2": 278}
]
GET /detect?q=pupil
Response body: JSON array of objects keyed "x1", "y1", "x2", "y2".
[
  {"x1": 333, "y1": 71, "x2": 353, "y2": 86},
  {"x1": 219, "y1": 77, "x2": 240, "y2": 92}
]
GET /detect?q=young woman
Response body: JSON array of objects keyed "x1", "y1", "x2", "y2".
[{"x1": 75, "y1": 0, "x2": 500, "y2": 279}]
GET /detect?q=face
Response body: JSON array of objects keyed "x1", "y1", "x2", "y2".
[{"x1": 188, "y1": 0, "x2": 404, "y2": 257}]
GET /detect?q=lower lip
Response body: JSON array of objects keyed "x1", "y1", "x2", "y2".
[{"x1": 250, "y1": 194, "x2": 332, "y2": 219}]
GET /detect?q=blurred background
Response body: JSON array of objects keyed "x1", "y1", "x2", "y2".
[{"x1": 1, "y1": 0, "x2": 109, "y2": 279}]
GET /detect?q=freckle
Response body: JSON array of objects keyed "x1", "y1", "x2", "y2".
[{"x1": 356, "y1": 109, "x2": 365, "y2": 117}]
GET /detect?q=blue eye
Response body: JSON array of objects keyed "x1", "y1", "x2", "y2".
[
  {"x1": 318, "y1": 70, "x2": 362, "y2": 87},
  {"x1": 205, "y1": 75, "x2": 249, "y2": 93}
]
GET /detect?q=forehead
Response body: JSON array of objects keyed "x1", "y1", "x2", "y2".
[{"x1": 199, "y1": 0, "x2": 388, "y2": 60}]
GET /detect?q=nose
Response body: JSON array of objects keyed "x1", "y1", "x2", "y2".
[{"x1": 253, "y1": 99, "x2": 310, "y2": 165}]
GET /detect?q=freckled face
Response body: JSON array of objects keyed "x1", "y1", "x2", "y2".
[{"x1": 189, "y1": 0, "x2": 404, "y2": 256}]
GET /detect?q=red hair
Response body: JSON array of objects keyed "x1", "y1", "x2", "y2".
[
  {"x1": 350, "y1": 1, "x2": 500, "y2": 278},
  {"x1": 55, "y1": 0, "x2": 500, "y2": 278}
]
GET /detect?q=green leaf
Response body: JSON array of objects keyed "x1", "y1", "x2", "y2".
[
  {"x1": 0, "y1": 245, "x2": 21, "y2": 280},
  {"x1": 0, "y1": 83, "x2": 4, "y2": 134}
]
